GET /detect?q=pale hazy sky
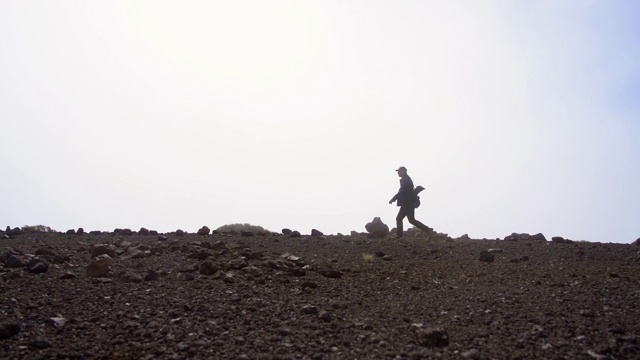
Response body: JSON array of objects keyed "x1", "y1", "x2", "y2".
[{"x1": 1, "y1": 1, "x2": 638, "y2": 242}]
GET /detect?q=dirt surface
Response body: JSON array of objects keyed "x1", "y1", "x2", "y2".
[{"x1": 1, "y1": 229, "x2": 639, "y2": 359}]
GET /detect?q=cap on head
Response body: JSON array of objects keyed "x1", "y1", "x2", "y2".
[{"x1": 396, "y1": 166, "x2": 407, "y2": 172}]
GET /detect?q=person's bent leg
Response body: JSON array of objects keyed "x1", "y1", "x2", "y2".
[{"x1": 407, "y1": 208, "x2": 433, "y2": 234}]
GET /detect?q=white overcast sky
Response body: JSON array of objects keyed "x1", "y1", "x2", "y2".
[{"x1": 1, "y1": 1, "x2": 639, "y2": 242}]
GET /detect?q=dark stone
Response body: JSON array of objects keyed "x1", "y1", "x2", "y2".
[
  {"x1": 76, "y1": 228, "x2": 84, "y2": 235},
  {"x1": 197, "y1": 226, "x2": 210, "y2": 236},
  {"x1": 120, "y1": 270, "x2": 143, "y2": 283},
  {"x1": 479, "y1": 251, "x2": 494, "y2": 263},
  {"x1": 531, "y1": 233, "x2": 547, "y2": 242},
  {"x1": 6, "y1": 227, "x2": 22, "y2": 237},
  {"x1": 60, "y1": 272, "x2": 77, "y2": 280},
  {"x1": 179, "y1": 273, "x2": 194, "y2": 281},
  {"x1": 199, "y1": 260, "x2": 218, "y2": 275},
  {"x1": 66, "y1": 229, "x2": 76, "y2": 235},
  {"x1": 290, "y1": 231, "x2": 301, "y2": 238},
  {"x1": 317, "y1": 269, "x2": 342, "y2": 279},
  {"x1": 52, "y1": 254, "x2": 66, "y2": 264},
  {"x1": 0, "y1": 321, "x2": 21, "y2": 339},
  {"x1": 414, "y1": 326, "x2": 449, "y2": 347},
  {"x1": 175, "y1": 229, "x2": 185, "y2": 236},
  {"x1": 158, "y1": 235, "x2": 168, "y2": 241},
  {"x1": 120, "y1": 228, "x2": 133, "y2": 236},
  {"x1": 91, "y1": 244, "x2": 117, "y2": 258},
  {"x1": 282, "y1": 228, "x2": 292, "y2": 235},
  {"x1": 30, "y1": 337, "x2": 51, "y2": 349},
  {"x1": 138, "y1": 227, "x2": 150, "y2": 235},
  {"x1": 365, "y1": 217, "x2": 390, "y2": 237},
  {"x1": 317, "y1": 310, "x2": 331, "y2": 322},
  {"x1": 26, "y1": 261, "x2": 49, "y2": 274},
  {"x1": 188, "y1": 249, "x2": 212, "y2": 261},
  {"x1": 35, "y1": 248, "x2": 55, "y2": 257},
  {"x1": 311, "y1": 229, "x2": 324, "y2": 237},
  {"x1": 301, "y1": 281, "x2": 318, "y2": 289},
  {"x1": 145, "y1": 269, "x2": 161, "y2": 281},
  {"x1": 302, "y1": 305, "x2": 319, "y2": 314},
  {"x1": 228, "y1": 258, "x2": 248, "y2": 270},
  {"x1": 504, "y1": 233, "x2": 531, "y2": 242},
  {"x1": 149, "y1": 230, "x2": 158, "y2": 235},
  {"x1": 4, "y1": 255, "x2": 25, "y2": 268}
]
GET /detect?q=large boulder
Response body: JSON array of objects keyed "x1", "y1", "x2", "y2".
[
  {"x1": 365, "y1": 217, "x2": 390, "y2": 238},
  {"x1": 6, "y1": 227, "x2": 22, "y2": 237},
  {"x1": 197, "y1": 226, "x2": 210, "y2": 236},
  {"x1": 633, "y1": 238, "x2": 640, "y2": 246},
  {"x1": 504, "y1": 233, "x2": 546, "y2": 242}
]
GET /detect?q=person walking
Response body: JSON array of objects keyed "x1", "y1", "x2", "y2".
[{"x1": 389, "y1": 166, "x2": 433, "y2": 238}]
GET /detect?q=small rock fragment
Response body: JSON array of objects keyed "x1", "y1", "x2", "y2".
[{"x1": 60, "y1": 272, "x2": 77, "y2": 280}]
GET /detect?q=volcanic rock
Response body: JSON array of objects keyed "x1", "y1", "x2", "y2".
[
  {"x1": 317, "y1": 269, "x2": 342, "y2": 278},
  {"x1": 290, "y1": 231, "x2": 301, "y2": 238},
  {"x1": 311, "y1": 229, "x2": 324, "y2": 237},
  {"x1": 479, "y1": 251, "x2": 495, "y2": 263},
  {"x1": 144, "y1": 269, "x2": 161, "y2": 281},
  {"x1": 138, "y1": 227, "x2": 150, "y2": 235},
  {"x1": 60, "y1": 272, "x2": 77, "y2": 280},
  {"x1": 0, "y1": 321, "x2": 21, "y2": 339},
  {"x1": 531, "y1": 233, "x2": 547, "y2": 242},
  {"x1": 4, "y1": 230, "x2": 640, "y2": 359},
  {"x1": 199, "y1": 260, "x2": 218, "y2": 275},
  {"x1": 91, "y1": 244, "x2": 117, "y2": 258},
  {"x1": 119, "y1": 228, "x2": 134, "y2": 236},
  {"x1": 365, "y1": 217, "x2": 390, "y2": 237},
  {"x1": 6, "y1": 227, "x2": 22, "y2": 237},
  {"x1": 4, "y1": 254, "x2": 26, "y2": 268},
  {"x1": 413, "y1": 325, "x2": 449, "y2": 347},
  {"x1": 26, "y1": 259, "x2": 49, "y2": 274},
  {"x1": 86, "y1": 254, "x2": 112, "y2": 277},
  {"x1": 30, "y1": 337, "x2": 51, "y2": 349},
  {"x1": 282, "y1": 228, "x2": 292, "y2": 235},
  {"x1": 197, "y1": 226, "x2": 210, "y2": 236},
  {"x1": 120, "y1": 270, "x2": 144, "y2": 283}
]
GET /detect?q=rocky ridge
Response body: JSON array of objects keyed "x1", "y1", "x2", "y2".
[{"x1": 1, "y1": 228, "x2": 640, "y2": 359}]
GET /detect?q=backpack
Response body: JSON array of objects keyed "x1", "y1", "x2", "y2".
[{"x1": 414, "y1": 185, "x2": 425, "y2": 208}]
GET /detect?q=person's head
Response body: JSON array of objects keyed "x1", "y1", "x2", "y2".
[{"x1": 396, "y1": 166, "x2": 407, "y2": 177}]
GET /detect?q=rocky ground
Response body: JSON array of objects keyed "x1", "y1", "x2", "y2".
[{"x1": 1, "y1": 228, "x2": 640, "y2": 359}]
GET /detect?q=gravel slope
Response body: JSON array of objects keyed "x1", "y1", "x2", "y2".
[{"x1": 1, "y1": 230, "x2": 639, "y2": 359}]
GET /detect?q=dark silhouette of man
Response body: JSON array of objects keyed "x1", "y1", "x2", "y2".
[{"x1": 389, "y1": 166, "x2": 432, "y2": 238}]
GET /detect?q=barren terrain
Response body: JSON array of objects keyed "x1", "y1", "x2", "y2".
[{"x1": 1, "y1": 229, "x2": 639, "y2": 359}]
